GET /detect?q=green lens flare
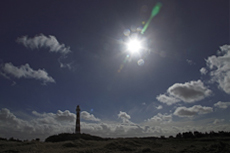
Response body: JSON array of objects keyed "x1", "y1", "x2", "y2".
[
  {"x1": 151, "y1": 2, "x2": 162, "y2": 17},
  {"x1": 141, "y1": 2, "x2": 162, "y2": 34},
  {"x1": 141, "y1": 18, "x2": 152, "y2": 34}
]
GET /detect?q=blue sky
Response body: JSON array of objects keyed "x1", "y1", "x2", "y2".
[{"x1": 0, "y1": 0, "x2": 229, "y2": 140}]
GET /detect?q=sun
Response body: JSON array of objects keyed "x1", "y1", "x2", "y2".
[{"x1": 127, "y1": 39, "x2": 142, "y2": 54}]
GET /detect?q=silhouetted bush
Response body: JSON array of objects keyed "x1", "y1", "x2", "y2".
[
  {"x1": 194, "y1": 131, "x2": 203, "y2": 138},
  {"x1": 8, "y1": 137, "x2": 22, "y2": 142},
  {"x1": 182, "y1": 131, "x2": 194, "y2": 138},
  {"x1": 140, "y1": 136, "x2": 158, "y2": 140},
  {"x1": 35, "y1": 138, "x2": 40, "y2": 142},
  {"x1": 175, "y1": 131, "x2": 230, "y2": 139},
  {"x1": 169, "y1": 135, "x2": 174, "y2": 139},
  {"x1": 218, "y1": 131, "x2": 230, "y2": 137},
  {"x1": 209, "y1": 131, "x2": 218, "y2": 137},
  {"x1": 176, "y1": 133, "x2": 182, "y2": 139},
  {"x1": 45, "y1": 133, "x2": 104, "y2": 142},
  {"x1": 45, "y1": 130, "x2": 230, "y2": 143},
  {"x1": 0, "y1": 137, "x2": 7, "y2": 141},
  {"x1": 45, "y1": 133, "x2": 78, "y2": 142}
]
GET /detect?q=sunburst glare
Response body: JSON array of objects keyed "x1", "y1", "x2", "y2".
[{"x1": 127, "y1": 39, "x2": 142, "y2": 54}]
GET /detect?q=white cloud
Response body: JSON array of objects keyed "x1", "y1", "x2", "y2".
[
  {"x1": 118, "y1": 111, "x2": 130, "y2": 120},
  {"x1": 0, "y1": 108, "x2": 19, "y2": 123},
  {"x1": 186, "y1": 59, "x2": 195, "y2": 65},
  {"x1": 157, "y1": 80, "x2": 211, "y2": 104},
  {"x1": 148, "y1": 113, "x2": 172, "y2": 123},
  {"x1": 200, "y1": 67, "x2": 208, "y2": 75},
  {"x1": 32, "y1": 110, "x2": 76, "y2": 122},
  {"x1": 0, "y1": 108, "x2": 43, "y2": 140},
  {"x1": 168, "y1": 80, "x2": 211, "y2": 103},
  {"x1": 156, "y1": 105, "x2": 163, "y2": 109},
  {"x1": 213, "y1": 119, "x2": 225, "y2": 124},
  {"x1": 17, "y1": 34, "x2": 71, "y2": 54},
  {"x1": 81, "y1": 111, "x2": 100, "y2": 122},
  {"x1": 205, "y1": 45, "x2": 230, "y2": 94},
  {"x1": 214, "y1": 101, "x2": 230, "y2": 109},
  {"x1": 81, "y1": 122, "x2": 145, "y2": 137},
  {"x1": 58, "y1": 56, "x2": 74, "y2": 70},
  {"x1": 118, "y1": 111, "x2": 131, "y2": 123},
  {"x1": 0, "y1": 62, "x2": 55, "y2": 83},
  {"x1": 173, "y1": 105, "x2": 213, "y2": 117},
  {"x1": 156, "y1": 94, "x2": 180, "y2": 105},
  {"x1": 0, "y1": 108, "x2": 76, "y2": 140},
  {"x1": 168, "y1": 80, "x2": 212, "y2": 103}
]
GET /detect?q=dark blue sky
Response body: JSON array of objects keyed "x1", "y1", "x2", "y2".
[{"x1": 0, "y1": 0, "x2": 229, "y2": 140}]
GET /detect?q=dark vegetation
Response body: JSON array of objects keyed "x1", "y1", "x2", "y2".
[
  {"x1": 45, "y1": 133, "x2": 105, "y2": 142},
  {"x1": 1, "y1": 131, "x2": 230, "y2": 153},
  {"x1": 175, "y1": 131, "x2": 230, "y2": 139},
  {"x1": 49, "y1": 130, "x2": 230, "y2": 142},
  {"x1": 0, "y1": 137, "x2": 40, "y2": 143},
  {"x1": 1, "y1": 130, "x2": 230, "y2": 143}
]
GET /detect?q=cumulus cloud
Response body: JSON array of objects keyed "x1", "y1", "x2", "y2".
[
  {"x1": 200, "y1": 67, "x2": 208, "y2": 75},
  {"x1": 157, "y1": 80, "x2": 211, "y2": 104},
  {"x1": 81, "y1": 111, "x2": 100, "y2": 122},
  {"x1": 0, "y1": 62, "x2": 55, "y2": 83},
  {"x1": 32, "y1": 110, "x2": 76, "y2": 122},
  {"x1": 156, "y1": 94, "x2": 180, "y2": 105},
  {"x1": 0, "y1": 108, "x2": 19, "y2": 123},
  {"x1": 173, "y1": 105, "x2": 213, "y2": 117},
  {"x1": 156, "y1": 105, "x2": 163, "y2": 110},
  {"x1": 214, "y1": 101, "x2": 230, "y2": 109},
  {"x1": 17, "y1": 34, "x2": 71, "y2": 54},
  {"x1": 168, "y1": 80, "x2": 212, "y2": 103},
  {"x1": 118, "y1": 111, "x2": 131, "y2": 123},
  {"x1": 148, "y1": 113, "x2": 172, "y2": 123},
  {"x1": 186, "y1": 59, "x2": 195, "y2": 65},
  {"x1": 204, "y1": 45, "x2": 230, "y2": 94},
  {"x1": 118, "y1": 111, "x2": 131, "y2": 120}
]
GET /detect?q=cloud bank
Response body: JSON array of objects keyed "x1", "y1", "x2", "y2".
[
  {"x1": 0, "y1": 108, "x2": 75, "y2": 140},
  {"x1": 0, "y1": 108, "x2": 229, "y2": 141}
]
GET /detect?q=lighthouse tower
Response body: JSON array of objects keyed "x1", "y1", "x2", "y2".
[{"x1": 75, "y1": 105, "x2": 81, "y2": 134}]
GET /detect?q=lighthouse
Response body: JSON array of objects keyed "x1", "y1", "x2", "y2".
[{"x1": 75, "y1": 105, "x2": 81, "y2": 134}]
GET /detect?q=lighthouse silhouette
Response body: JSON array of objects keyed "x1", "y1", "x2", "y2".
[{"x1": 75, "y1": 105, "x2": 81, "y2": 134}]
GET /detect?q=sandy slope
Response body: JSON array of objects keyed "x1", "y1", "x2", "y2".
[{"x1": 1, "y1": 138, "x2": 230, "y2": 153}]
